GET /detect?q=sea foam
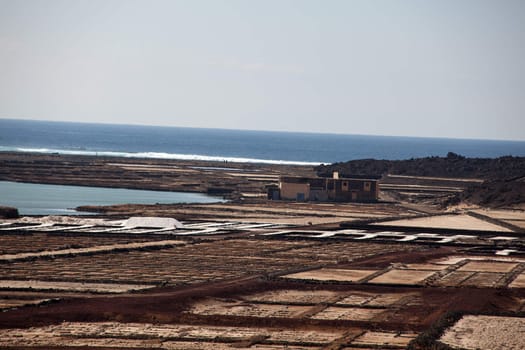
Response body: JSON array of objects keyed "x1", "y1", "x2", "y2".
[{"x1": 2, "y1": 147, "x2": 322, "y2": 166}]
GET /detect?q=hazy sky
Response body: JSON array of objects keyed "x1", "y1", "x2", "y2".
[{"x1": 1, "y1": 1, "x2": 524, "y2": 140}]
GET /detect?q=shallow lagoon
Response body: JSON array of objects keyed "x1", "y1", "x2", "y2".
[{"x1": 0, "y1": 181, "x2": 224, "y2": 215}]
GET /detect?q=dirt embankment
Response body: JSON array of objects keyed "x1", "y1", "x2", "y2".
[{"x1": 317, "y1": 153, "x2": 525, "y2": 208}]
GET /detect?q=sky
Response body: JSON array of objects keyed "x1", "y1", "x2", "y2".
[{"x1": 0, "y1": 0, "x2": 524, "y2": 140}]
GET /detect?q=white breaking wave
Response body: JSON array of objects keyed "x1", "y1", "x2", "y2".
[{"x1": 0, "y1": 146, "x2": 323, "y2": 166}]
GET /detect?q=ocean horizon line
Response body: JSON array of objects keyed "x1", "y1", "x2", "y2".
[{"x1": 2, "y1": 117, "x2": 524, "y2": 143}]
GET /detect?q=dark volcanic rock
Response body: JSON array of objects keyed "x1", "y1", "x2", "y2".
[
  {"x1": 0, "y1": 206, "x2": 19, "y2": 219},
  {"x1": 447, "y1": 179, "x2": 525, "y2": 208},
  {"x1": 316, "y1": 154, "x2": 525, "y2": 180}
]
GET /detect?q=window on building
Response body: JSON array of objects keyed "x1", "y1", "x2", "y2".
[{"x1": 364, "y1": 182, "x2": 371, "y2": 192}]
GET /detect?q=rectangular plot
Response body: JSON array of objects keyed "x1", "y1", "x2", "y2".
[
  {"x1": 433, "y1": 256, "x2": 473, "y2": 265},
  {"x1": 434, "y1": 271, "x2": 475, "y2": 287},
  {"x1": 244, "y1": 289, "x2": 340, "y2": 304},
  {"x1": 509, "y1": 273, "x2": 525, "y2": 288},
  {"x1": 368, "y1": 269, "x2": 435, "y2": 285},
  {"x1": 367, "y1": 293, "x2": 417, "y2": 307},
  {"x1": 404, "y1": 263, "x2": 449, "y2": 271},
  {"x1": 0, "y1": 280, "x2": 153, "y2": 293},
  {"x1": 134, "y1": 341, "x2": 208, "y2": 349},
  {"x1": 182, "y1": 326, "x2": 262, "y2": 341},
  {"x1": 267, "y1": 329, "x2": 343, "y2": 344},
  {"x1": 336, "y1": 293, "x2": 375, "y2": 306},
  {"x1": 273, "y1": 242, "x2": 415, "y2": 264},
  {"x1": 283, "y1": 268, "x2": 377, "y2": 282},
  {"x1": 311, "y1": 307, "x2": 385, "y2": 321},
  {"x1": 351, "y1": 331, "x2": 418, "y2": 347},
  {"x1": 460, "y1": 272, "x2": 505, "y2": 287},
  {"x1": 250, "y1": 345, "x2": 319, "y2": 350},
  {"x1": 188, "y1": 298, "x2": 312, "y2": 318},
  {"x1": 457, "y1": 261, "x2": 518, "y2": 273}
]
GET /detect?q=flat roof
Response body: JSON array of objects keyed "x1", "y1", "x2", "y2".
[{"x1": 280, "y1": 176, "x2": 379, "y2": 182}]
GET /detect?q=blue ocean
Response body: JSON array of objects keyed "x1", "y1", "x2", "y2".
[{"x1": 1, "y1": 119, "x2": 525, "y2": 165}]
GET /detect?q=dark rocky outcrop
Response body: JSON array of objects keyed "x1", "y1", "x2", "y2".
[
  {"x1": 316, "y1": 153, "x2": 525, "y2": 180},
  {"x1": 0, "y1": 206, "x2": 19, "y2": 219},
  {"x1": 446, "y1": 179, "x2": 525, "y2": 208}
]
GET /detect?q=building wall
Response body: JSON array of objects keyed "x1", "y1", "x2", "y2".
[
  {"x1": 310, "y1": 189, "x2": 329, "y2": 201},
  {"x1": 279, "y1": 177, "x2": 379, "y2": 202},
  {"x1": 332, "y1": 179, "x2": 378, "y2": 202},
  {"x1": 280, "y1": 182, "x2": 310, "y2": 201}
]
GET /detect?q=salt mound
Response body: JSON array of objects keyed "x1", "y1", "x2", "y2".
[{"x1": 124, "y1": 217, "x2": 183, "y2": 229}]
